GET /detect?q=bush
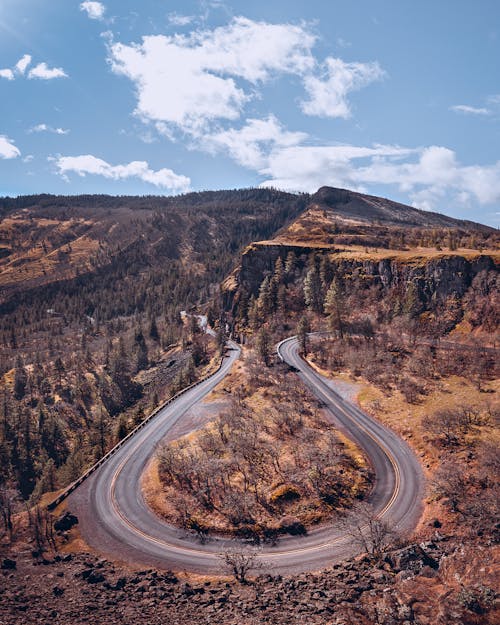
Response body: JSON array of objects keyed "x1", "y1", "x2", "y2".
[
  {"x1": 279, "y1": 516, "x2": 306, "y2": 535},
  {"x1": 269, "y1": 484, "x2": 301, "y2": 504}
]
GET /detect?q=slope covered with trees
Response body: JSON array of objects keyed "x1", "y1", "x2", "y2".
[{"x1": 0, "y1": 188, "x2": 308, "y2": 506}]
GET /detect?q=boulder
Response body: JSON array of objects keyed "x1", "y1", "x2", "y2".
[
  {"x1": 54, "y1": 511, "x2": 78, "y2": 532},
  {"x1": 1, "y1": 558, "x2": 16, "y2": 570}
]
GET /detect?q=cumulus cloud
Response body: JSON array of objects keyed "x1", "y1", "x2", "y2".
[
  {"x1": 15, "y1": 54, "x2": 32, "y2": 75},
  {"x1": 259, "y1": 142, "x2": 500, "y2": 210},
  {"x1": 0, "y1": 135, "x2": 21, "y2": 159},
  {"x1": 450, "y1": 104, "x2": 490, "y2": 116},
  {"x1": 80, "y1": 1, "x2": 105, "y2": 21},
  {"x1": 1, "y1": 55, "x2": 66, "y2": 81},
  {"x1": 260, "y1": 144, "x2": 415, "y2": 193},
  {"x1": 54, "y1": 154, "x2": 190, "y2": 192},
  {"x1": 201, "y1": 116, "x2": 307, "y2": 169},
  {"x1": 108, "y1": 17, "x2": 316, "y2": 133},
  {"x1": 29, "y1": 124, "x2": 69, "y2": 135},
  {"x1": 28, "y1": 63, "x2": 67, "y2": 80},
  {"x1": 301, "y1": 58, "x2": 385, "y2": 118},
  {"x1": 0, "y1": 69, "x2": 14, "y2": 80}
]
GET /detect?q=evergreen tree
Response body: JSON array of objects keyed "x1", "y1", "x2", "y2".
[
  {"x1": 324, "y1": 278, "x2": 345, "y2": 338},
  {"x1": 149, "y1": 316, "x2": 160, "y2": 341},
  {"x1": 13, "y1": 358, "x2": 27, "y2": 401},
  {"x1": 256, "y1": 328, "x2": 271, "y2": 367},
  {"x1": 304, "y1": 266, "x2": 323, "y2": 314},
  {"x1": 297, "y1": 316, "x2": 311, "y2": 355},
  {"x1": 257, "y1": 276, "x2": 272, "y2": 316}
]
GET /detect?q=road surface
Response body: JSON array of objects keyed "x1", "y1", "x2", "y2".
[{"x1": 69, "y1": 337, "x2": 424, "y2": 574}]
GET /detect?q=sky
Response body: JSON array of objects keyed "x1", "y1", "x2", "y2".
[{"x1": 0, "y1": 0, "x2": 499, "y2": 226}]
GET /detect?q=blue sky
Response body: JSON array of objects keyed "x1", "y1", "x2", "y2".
[{"x1": 0, "y1": 0, "x2": 499, "y2": 225}]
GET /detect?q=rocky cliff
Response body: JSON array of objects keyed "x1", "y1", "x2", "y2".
[{"x1": 224, "y1": 241, "x2": 498, "y2": 319}]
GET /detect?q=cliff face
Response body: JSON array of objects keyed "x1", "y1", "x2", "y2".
[{"x1": 225, "y1": 241, "x2": 498, "y2": 313}]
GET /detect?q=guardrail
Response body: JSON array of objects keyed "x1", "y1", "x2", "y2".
[{"x1": 47, "y1": 343, "x2": 235, "y2": 511}]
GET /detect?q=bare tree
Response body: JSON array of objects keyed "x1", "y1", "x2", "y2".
[
  {"x1": 27, "y1": 505, "x2": 56, "y2": 554},
  {"x1": 0, "y1": 486, "x2": 20, "y2": 541},
  {"x1": 422, "y1": 408, "x2": 472, "y2": 447},
  {"x1": 340, "y1": 502, "x2": 400, "y2": 560},
  {"x1": 430, "y1": 458, "x2": 469, "y2": 513},
  {"x1": 219, "y1": 548, "x2": 263, "y2": 583}
]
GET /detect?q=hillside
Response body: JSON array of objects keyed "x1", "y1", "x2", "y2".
[
  {"x1": 225, "y1": 187, "x2": 498, "y2": 339},
  {"x1": 0, "y1": 186, "x2": 498, "y2": 625},
  {"x1": 0, "y1": 188, "x2": 308, "y2": 501}
]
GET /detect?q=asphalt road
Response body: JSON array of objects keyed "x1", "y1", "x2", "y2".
[{"x1": 69, "y1": 337, "x2": 424, "y2": 575}]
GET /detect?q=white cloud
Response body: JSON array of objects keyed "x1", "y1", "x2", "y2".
[
  {"x1": 167, "y1": 13, "x2": 195, "y2": 27},
  {"x1": 28, "y1": 63, "x2": 67, "y2": 80},
  {"x1": 108, "y1": 17, "x2": 316, "y2": 133},
  {"x1": 201, "y1": 115, "x2": 307, "y2": 169},
  {"x1": 15, "y1": 54, "x2": 32, "y2": 75},
  {"x1": 259, "y1": 142, "x2": 500, "y2": 210},
  {"x1": 30, "y1": 124, "x2": 69, "y2": 135},
  {"x1": 0, "y1": 69, "x2": 14, "y2": 80},
  {"x1": 301, "y1": 57, "x2": 385, "y2": 118},
  {"x1": 54, "y1": 154, "x2": 190, "y2": 192},
  {"x1": 450, "y1": 104, "x2": 490, "y2": 116},
  {"x1": 260, "y1": 144, "x2": 415, "y2": 193},
  {"x1": 80, "y1": 1, "x2": 105, "y2": 21},
  {"x1": 0, "y1": 55, "x2": 65, "y2": 81},
  {"x1": 0, "y1": 135, "x2": 21, "y2": 159}
]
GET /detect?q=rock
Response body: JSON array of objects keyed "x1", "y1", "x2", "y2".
[
  {"x1": 1, "y1": 558, "x2": 16, "y2": 570},
  {"x1": 52, "y1": 585, "x2": 65, "y2": 596},
  {"x1": 386, "y1": 544, "x2": 439, "y2": 573},
  {"x1": 82, "y1": 568, "x2": 105, "y2": 584},
  {"x1": 54, "y1": 511, "x2": 79, "y2": 532}
]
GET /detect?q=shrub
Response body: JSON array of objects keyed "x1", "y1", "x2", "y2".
[
  {"x1": 279, "y1": 516, "x2": 306, "y2": 535},
  {"x1": 269, "y1": 484, "x2": 301, "y2": 504}
]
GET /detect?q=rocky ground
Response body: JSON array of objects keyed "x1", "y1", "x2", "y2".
[{"x1": 1, "y1": 530, "x2": 498, "y2": 625}]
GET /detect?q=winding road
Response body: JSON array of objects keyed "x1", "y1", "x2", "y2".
[{"x1": 68, "y1": 336, "x2": 424, "y2": 575}]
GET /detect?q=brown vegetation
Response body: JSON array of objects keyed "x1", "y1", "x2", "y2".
[{"x1": 150, "y1": 359, "x2": 369, "y2": 540}]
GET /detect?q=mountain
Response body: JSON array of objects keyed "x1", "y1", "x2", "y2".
[{"x1": 310, "y1": 186, "x2": 494, "y2": 229}]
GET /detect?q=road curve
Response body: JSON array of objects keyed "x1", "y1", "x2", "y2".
[{"x1": 69, "y1": 337, "x2": 424, "y2": 575}]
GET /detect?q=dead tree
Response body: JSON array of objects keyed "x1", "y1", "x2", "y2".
[
  {"x1": 219, "y1": 548, "x2": 263, "y2": 583},
  {"x1": 340, "y1": 502, "x2": 400, "y2": 560}
]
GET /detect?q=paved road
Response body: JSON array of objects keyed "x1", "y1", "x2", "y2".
[{"x1": 69, "y1": 337, "x2": 424, "y2": 575}]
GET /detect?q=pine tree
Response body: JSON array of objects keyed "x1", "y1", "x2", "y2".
[
  {"x1": 13, "y1": 358, "x2": 27, "y2": 401},
  {"x1": 149, "y1": 316, "x2": 160, "y2": 341},
  {"x1": 297, "y1": 316, "x2": 310, "y2": 355},
  {"x1": 324, "y1": 278, "x2": 345, "y2": 338},
  {"x1": 257, "y1": 276, "x2": 272, "y2": 315},
  {"x1": 256, "y1": 328, "x2": 271, "y2": 366},
  {"x1": 304, "y1": 266, "x2": 323, "y2": 314}
]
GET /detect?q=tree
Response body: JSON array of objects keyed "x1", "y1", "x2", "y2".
[
  {"x1": 0, "y1": 486, "x2": 20, "y2": 541},
  {"x1": 13, "y1": 357, "x2": 27, "y2": 400},
  {"x1": 340, "y1": 502, "x2": 400, "y2": 560},
  {"x1": 257, "y1": 276, "x2": 273, "y2": 316},
  {"x1": 134, "y1": 327, "x2": 149, "y2": 372},
  {"x1": 303, "y1": 266, "x2": 323, "y2": 314},
  {"x1": 431, "y1": 458, "x2": 469, "y2": 513},
  {"x1": 422, "y1": 408, "x2": 471, "y2": 447},
  {"x1": 149, "y1": 316, "x2": 159, "y2": 341},
  {"x1": 219, "y1": 548, "x2": 263, "y2": 583},
  {"x1": 324, "y1": 277, "x2": 345, "y2": 338},
  {"x1": 296, "y1": 316, "x2": 310, "y2": 356},
  {"x1": 256, "y1": 328, "x2": 271, "y2": 367}
]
